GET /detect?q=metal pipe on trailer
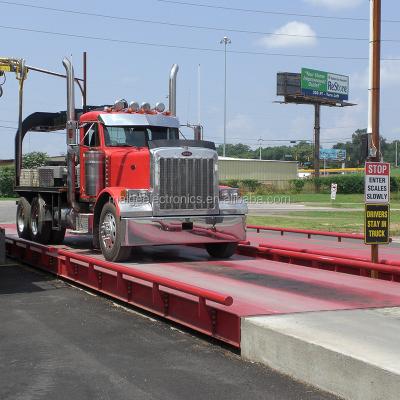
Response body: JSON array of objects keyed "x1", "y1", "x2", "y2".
[{"x1": 247, "y1": 225, "x2": 365, "y2": 242}]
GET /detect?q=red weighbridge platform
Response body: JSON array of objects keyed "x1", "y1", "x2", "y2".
[{"x1": 3, "y1": 223, "x2": 400, "y2": 348}]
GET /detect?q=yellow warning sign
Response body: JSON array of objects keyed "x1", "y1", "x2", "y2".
[{"x1": 364, "y1": 204, "x2": 390, "y2": 244}]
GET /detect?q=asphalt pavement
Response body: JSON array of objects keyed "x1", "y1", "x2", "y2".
[{"x1": 0, "y1": 263, "x2": 339, "y2": 400}]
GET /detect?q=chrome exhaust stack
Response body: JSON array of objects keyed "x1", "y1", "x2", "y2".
[
  {"x1": 62, "y1": 57, "x2": 80, "y2": 216},
  {"x1": 169, "y1": 64, "x2": 179, "y2": 116}
]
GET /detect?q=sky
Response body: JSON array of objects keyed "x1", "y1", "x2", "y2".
[{"x1": 0, "y1": 0, "x2": 400, "y2": 157}]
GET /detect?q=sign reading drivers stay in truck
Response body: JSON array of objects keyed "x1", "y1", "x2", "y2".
[
  {"x1": 301, "y1": 68, "x2": 349, "y2": 101},
  {"x1": 364, "y1": 162, "x2": 390, "y2": 244}
]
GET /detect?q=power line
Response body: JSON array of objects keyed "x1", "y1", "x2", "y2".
[
  {"x1": 157, "y1": 0, "x2": 400, "y2": 24},
  {"x1": 0, "y1": 125, "x2": 16, "y2": 129},
  {"x1": 1, "y1": 24, "x2": 399, "y2": 61},
  {"x1": 0, "y1": 0, "x2": 380, "y2": 42}
]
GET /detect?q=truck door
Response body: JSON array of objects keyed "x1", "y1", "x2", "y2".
[{"x1": 80, "y1": 122, "x2": 101, "y2": 199}]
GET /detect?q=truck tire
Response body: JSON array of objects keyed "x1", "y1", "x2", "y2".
[
  {"x1": 50, "y1": 227, "x2": 66, "y2": 245},
  {"x1": 205, "y1": 242, "x2": 238, "y2": 259},
  {"x1": 30, "y1": 196, "x2": 51, "y2": 244},
  {"x1": 99, "y1": 202, "x2": 131, "y2": 262},
  {"x1": 16, "y1": 197, "x2": 31, "y2": 239}
]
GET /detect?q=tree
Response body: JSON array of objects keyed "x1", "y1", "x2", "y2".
[
  {"x1": 217, "y1": 143, "x2": 255, "y2": 158},
  {"x1": 22, "y1": 152, "x2": 49, "y2": 169}
]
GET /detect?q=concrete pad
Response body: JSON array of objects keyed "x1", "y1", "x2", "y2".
[{"x1": 242, "y1": 307, "x2": 400, "y2": 400}]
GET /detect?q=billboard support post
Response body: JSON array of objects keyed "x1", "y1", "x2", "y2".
[{"x1": 314, "y1": 103, "x2": 321, "y2": 183}]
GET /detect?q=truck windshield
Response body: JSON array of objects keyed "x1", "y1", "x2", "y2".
[{"x1": 103, "y1": 125, "x2": 179, "y2": 147}]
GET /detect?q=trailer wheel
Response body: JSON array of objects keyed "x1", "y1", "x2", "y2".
[
  {"x1": 50, "y1": 227, "x2": 66, "y2": 245},
  {"x1": 30, "y1": 196, "x2": 51, "y2": 244},
  {"x1": 205, "y1": 242, "x2": 238, "y2": 259},
  {"x1": 16, "y1": 197, "x2": 31, "y2": 239},
  {"x1": 99, "y1": 202, "x2": 131, "y2": 262}
]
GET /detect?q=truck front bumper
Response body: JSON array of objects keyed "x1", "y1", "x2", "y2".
[{"x1": 120, "y1": 214, "x2": 246, "y2": 247}]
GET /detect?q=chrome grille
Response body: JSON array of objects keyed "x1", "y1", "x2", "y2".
[{"x1": 158, "y1": 157, "x2": 215, "y2": 210}]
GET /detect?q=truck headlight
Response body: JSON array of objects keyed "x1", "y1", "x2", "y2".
[
  {"x1": 124, "y1": 189, "x2": 151, "y2": 205},
  {"x1": 219, "y1": 187, "x2": 240, "y2": 202}
]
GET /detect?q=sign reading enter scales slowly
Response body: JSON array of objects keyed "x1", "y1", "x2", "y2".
[
  {"x1": 301, "y1": 68, "x2": 349, "y2": 102},
  {"x1": 364, "y1": 162, "x2": 390, "y2": 245},
  {"x1": 365, "y1": 162, "x2": 390, "y2": 203}
]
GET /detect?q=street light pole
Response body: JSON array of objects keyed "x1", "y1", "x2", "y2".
[{"x1": 220, "y1": 36, "x2": 231, "y2": 157}]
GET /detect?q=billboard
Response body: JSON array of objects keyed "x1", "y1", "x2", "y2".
[
  {"x1": 320, "y1": 148, "x2": 346, "y2": 161},
  {"x1": 301, "y1": 68, "x2": 349, "y2": 101}
]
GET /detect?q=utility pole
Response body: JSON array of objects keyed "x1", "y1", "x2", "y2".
[
  {"x1": 220, "y1": 36, "x2": 231, "y2": 157},
  {"x1": 314, "y1": 104, "x2": 321, "y2": 186},
  {"x1": 368, "y1": 0, "x2": 381, "y2": 267},
  {"x1": 395, "y1": 141, "x2": 398, "y2": 168}
]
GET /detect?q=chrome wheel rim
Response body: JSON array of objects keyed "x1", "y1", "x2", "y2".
[
  {"x1": 31, "y1": 202, "x2": 39, "y2": 236},
  {"x1": 17, "y1": 205, "x2": 25, "y2": 233},
  {"x1": 100, "y1": 212, "x2": 117, "y2": 249}
]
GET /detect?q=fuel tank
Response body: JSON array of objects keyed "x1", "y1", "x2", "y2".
[{"x1": 85, "y1": 150, "x2": 105, "y2": 197}]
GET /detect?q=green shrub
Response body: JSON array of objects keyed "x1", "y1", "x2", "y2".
[
  {"x1": 290, "y1": 179, "x2": 306, "y2": 193},
  {"x1": 311, "y1": 174, "x2": 364, "y2": 194},
  {"x1": 0, "y1": 166, "x2": 15, "y2": 197},
  {"x1": 22, "y1": 151, "x2": 48, "y2": 169},
  {"x1": 240, "y1": 179, "x2": 262, "y2": 192},
  {"x1": 390, "y1": 176, "x2": 399, "y2": 192}
]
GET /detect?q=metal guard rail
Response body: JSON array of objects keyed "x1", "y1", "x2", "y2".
[
  {"x1": 247, "y1": 225, "x2": 365, "y2": 242},
  {"x1": 238, "y1": 244, "x2": 400, "y2": 281},
  {"x1": 258, "y1": 242, "x2": 400, "y2": 268}
]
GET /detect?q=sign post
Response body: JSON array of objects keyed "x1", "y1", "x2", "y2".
[{"x1": 330, "y1": 183, "x2": 337, "y2": 201}]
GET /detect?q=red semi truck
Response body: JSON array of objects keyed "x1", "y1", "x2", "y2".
[{"x1": 13, "y1": 58, "x2": 247, "y2": 261}]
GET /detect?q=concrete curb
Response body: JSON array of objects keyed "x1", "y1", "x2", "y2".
[{"x1": 241, "y1": 309, "x2": 400, "y2": 400}]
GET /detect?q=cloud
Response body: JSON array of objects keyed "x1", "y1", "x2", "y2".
[
  {"x1": 258, "y1": 21, "x2": 317, "y2": 49},
  {"x1": 303, "y1": 0, "x2": 363, "y2": 10},
  {"x1": 352, "y1": 59, "x2": 400, "y2": 89},
  {"x1": 227, "y1": 113, "x2": 254, "y2": 133},
  {"x1": 381, "y1": 59, "x2": 400, "y2": 86}
]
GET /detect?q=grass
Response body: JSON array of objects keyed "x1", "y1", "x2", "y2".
[
  {"x1": 250, "y1": 192, "x2": 400, "y2": 209},
  {"x1": 247, "y1": 210, "x2": 400, "y2": 236}
]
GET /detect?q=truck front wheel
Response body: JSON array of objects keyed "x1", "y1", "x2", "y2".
[
  {"x1": 205, "y1": 242, "x2": 238, "y2": 259},
  {"x1": 99, "y1": 202, "x2": 131, "y2": 262}
]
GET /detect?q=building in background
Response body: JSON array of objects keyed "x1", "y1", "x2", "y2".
[{"x1": 218, "y1": 157, "x2": 298, "y2": 189}]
